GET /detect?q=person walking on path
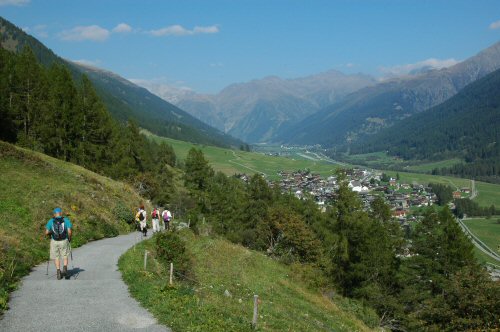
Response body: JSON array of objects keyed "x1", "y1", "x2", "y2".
[
  {"x1": 161, "y1": 208, "x2": 172, "y2": 231},
  {"x1": 45, "y1": 207, "x2": 72, "y2": 280},
  {"x1": 136, "y1": 205, "x2": 148, "y2": 237},
  {"x1": 151, "y1": 207, "x2": 160, "y2": 233}
]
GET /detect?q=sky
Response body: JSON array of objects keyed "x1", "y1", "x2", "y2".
[{"x1": 1, "y1": 0, "x2": 500, "y2": 94}]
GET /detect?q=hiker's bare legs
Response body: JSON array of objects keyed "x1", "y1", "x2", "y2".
[{"x1": 54, "y1": 258, "x2": 60, "y2": 270}]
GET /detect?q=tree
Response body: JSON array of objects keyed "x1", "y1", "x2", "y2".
[
  {"x1": 259, "y1": 206, "x2": 321, "y2": 263},
  {"x1": 370, "y1": 196, "x2": 391, "y2": 223},
  {"x1": 401, "y1": 207, "x2": 479, "y2": 329},
  {"x1": 11, "y1": 46, "x2": 46, "y2": 148},
  {"x1": 0, "y1": 48, "x2": 17, "y2": 142},
  {"x1": 184, "y1": 148, "x2": 214, "y2": 192},
  {"x1": 40, "y1": 64, "x2": 79, "y2": 160},
  {"x1": 75, "y1": 75, "x2": 114, "y2": 170}
]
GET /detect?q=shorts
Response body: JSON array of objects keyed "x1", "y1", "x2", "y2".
[{"x1": 50, "y1": 239, "x2": 70, "y2": 260}]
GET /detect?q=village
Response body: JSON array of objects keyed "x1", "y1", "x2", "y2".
[{"x1": 275, "y1": 168, "x2": 471, "y2": 222}]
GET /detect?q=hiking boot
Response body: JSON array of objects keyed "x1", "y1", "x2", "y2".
[
  {"x1": 63, "y1": 266, "x2": 68, "y2": 279},
  {"x1": 57, "y1": 269, "x2": 62, "y2": 280}
]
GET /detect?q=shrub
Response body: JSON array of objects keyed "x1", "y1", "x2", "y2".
[
  {"x1": 99, "y1": 221, "x2": 119, "y2": 238},
  {"x1": 155, "y1": 232, "x2": 192, "y2": 280},
  {"x1": 113, "y1": 202, "x2": 135, "y2": 224}
]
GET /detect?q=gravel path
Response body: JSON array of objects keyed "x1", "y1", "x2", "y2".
[{"x1": 0, "y1": 232, "x2": 170, "y2": 332}]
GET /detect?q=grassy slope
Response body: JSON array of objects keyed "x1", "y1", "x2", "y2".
[
  {"x1": 119, "y1": 230, "x2": 376, "y2": 332},
  {"x1": 462, "y1": 217, "x2": 500, "y2": 253},
  {"x1": 144, "y1": 131, "x2": 337, "y2": 180},
  {"x1": 0, "y1": 141, "x2": 148, "y2": 311}
]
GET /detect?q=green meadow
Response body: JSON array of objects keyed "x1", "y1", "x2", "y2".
[
  {"x1": 144, "y1": 131, "x2": 500, "y2": 208},
  {"x1": 462, "y1": 217, "x2": 500, "y2": 254},
  {"x1": 119, "y1": 230, "x2": 376, "y2": 332},
  {"x1": 143, "y1": 131, "x2": 339, "y2": 180}
]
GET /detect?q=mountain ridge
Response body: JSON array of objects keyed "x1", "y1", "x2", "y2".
[
  {"x1": 139, "y1": 69, "x2": 377, "y2": 142},
  {"x1": 0, "y1": 16, "x2": 242, "y2": 148},
  {"x1": 277, "y1": 40, "x2": 500, "y2": 147}
]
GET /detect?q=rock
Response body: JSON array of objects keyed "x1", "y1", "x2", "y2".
[{"x1": 224, "y1": 289, "x2": 232, "y2": 298}]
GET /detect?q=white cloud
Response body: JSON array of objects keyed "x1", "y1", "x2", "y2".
[
  {"x1": 380, "y1": 58, "x2": 460, "y2": 77},
  {"x1": 71, "y1": 59, "x2": 102, "y2": 67},
  {"x1": 150, "y1": 25, "x2": 190, "y2": 36},
  {"x1": 210, "y1": 62, "x2": 224, "y2": 68},
  {"x1": 149, "y1": 24, "x2": 219, "y2": 37},
  {"x1": 490, "y1": 20, "x2": 500, "y2": 30},
  {"x1": 0, "y1": 0, "x2": 29, "y2": 6},
  {"x1": 129, "y1": 77, "x2": 193, "y2": 103},
  {"x1": 345, "y1": 63, "x2": 355, "y2": 68},
  {"x1": 112, "y1": 23, "x2": 132, "y2": 33},
  {"x1": 59, "y1": 25, "x2": 110, "y2": 42},
  {"x1": 34, "y1": 25, "x2": 48, "y2": 38},
  {"x1": 193, "y1": 25, "x2": 219, "y2": 34}
]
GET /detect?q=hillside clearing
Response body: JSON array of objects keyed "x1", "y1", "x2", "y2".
[{"x1": 119, "y1": 230, "x2": 377, "y2": 332}]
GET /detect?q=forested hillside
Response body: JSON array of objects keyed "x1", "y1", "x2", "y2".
[
  {"x1": 350, "y1": 67, "x2": 500, "y2": 182},
  {"x1": 178, "y1": 148, "x2": 500, "y2": 331},
  {"x1": 0, "y1": 46, "x2": 176, "y2": 205},
  {"x1": 0, "y1": 16, "x2": 242, "y2": 148}
]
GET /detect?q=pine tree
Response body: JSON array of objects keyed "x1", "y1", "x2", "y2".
[
  {"x1": 11, "y1": 46, "x2": 46, "y2": 148},
  {"x1": 40, "y1": 64, "x2": 79, "y2": 160},
  {"x1": 0, "y1": 48, "x2": 16, "y2": 141},
  {"x1": 184, "y1": 148, "x2": 214, "y2": 192},
  {"x1": 75, "y1": 75, "x2": 114, "y2": 170}
]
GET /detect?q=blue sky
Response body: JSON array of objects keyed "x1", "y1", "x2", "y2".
[{"x1": 2, "y1": 0, "x2": 500, "y2": 93}]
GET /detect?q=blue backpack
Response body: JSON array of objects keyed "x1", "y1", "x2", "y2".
[{"x1": 52, "y1": 217, "x2": 67, "y2": 240}]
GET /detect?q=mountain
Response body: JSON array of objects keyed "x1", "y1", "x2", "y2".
[
  {"x1": 277, "y1": 41, "x2": 500, "y2": 147},
  {"x1": 139, "y1": 71, "x2": 376, "y2": 143},
  {"x1": 0, "y1": 16, "x2": 242, "y2": 148},
  {"x1": 350, "y1": 67, "x2": 500, "y2": 181}
]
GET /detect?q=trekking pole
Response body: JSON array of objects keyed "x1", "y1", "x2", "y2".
[
  {"x1": 69, "y1": 241, "x2": 74, "y2": 270},
  {"x1": 46, "y1": 234, "x2": 50, "y2": 276}
]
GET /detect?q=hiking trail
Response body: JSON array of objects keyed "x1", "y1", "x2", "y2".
[{"x1": 0, "y1": 232, "x2": 170, "y2": 332}]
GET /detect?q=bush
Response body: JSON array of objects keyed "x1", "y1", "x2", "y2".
[
  {"x1": 333, "y1": 295, "x2": 380, "y2": 329},
  {"x1": 99, "y1": 221, "x2": 119, "y2": 238},
  {"x1": 113, "y1": 202, "x2": 135, "y2": 224},
  {"x1": 155, "y1": 232, "x2": 192, "y2": 280}
]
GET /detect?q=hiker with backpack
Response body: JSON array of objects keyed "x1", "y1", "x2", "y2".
[
  {"x1": 135, "y1": 205, "x2": 148, "y2": 237},
  {"x1": 162, "y1": 208, "x2": 172, "y2": 231},
  {"x1": 45, "y1": 207, "x2": 72, "y2": 280},
  {"x1": 151, "y1": 207, "x2": 160, "y2": 233}
]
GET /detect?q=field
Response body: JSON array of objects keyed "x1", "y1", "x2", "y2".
[
  {"x1": 462, "y1": 217, "x2": 500, "y2": 254},
  {"x1": 337, "y1": 151, "x2": 462, "y2": 172},
  {"x1": 145, "y1": 132, "x2": 500, "y2": 209},
  {"x1": 406, "y1": 158, "x2": 463, "y2": 172},
  {"x1": 119, "y1": 230, "x2": 376, "y2": 331},
  {"x1": 144, "y1": 132, "x2": 340, "y2": 180}
]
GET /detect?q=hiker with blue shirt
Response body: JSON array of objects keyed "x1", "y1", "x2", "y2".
[{"x1": 45, "y1": 207, "x2": 72, "y2": 280}]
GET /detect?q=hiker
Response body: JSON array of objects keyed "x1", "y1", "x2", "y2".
[
  {"x1": 162, "y1": 208, "x2": 172, "y2": 231},
  {"x1": 45, "y1": 207, "x2": 72, "y2": 280},
  {"x1": 151, "y1": 207, "x2": 160, "y2": 233},
  {"x1": 136, "y1": 205, "x2": 148, "y2": 237}
]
